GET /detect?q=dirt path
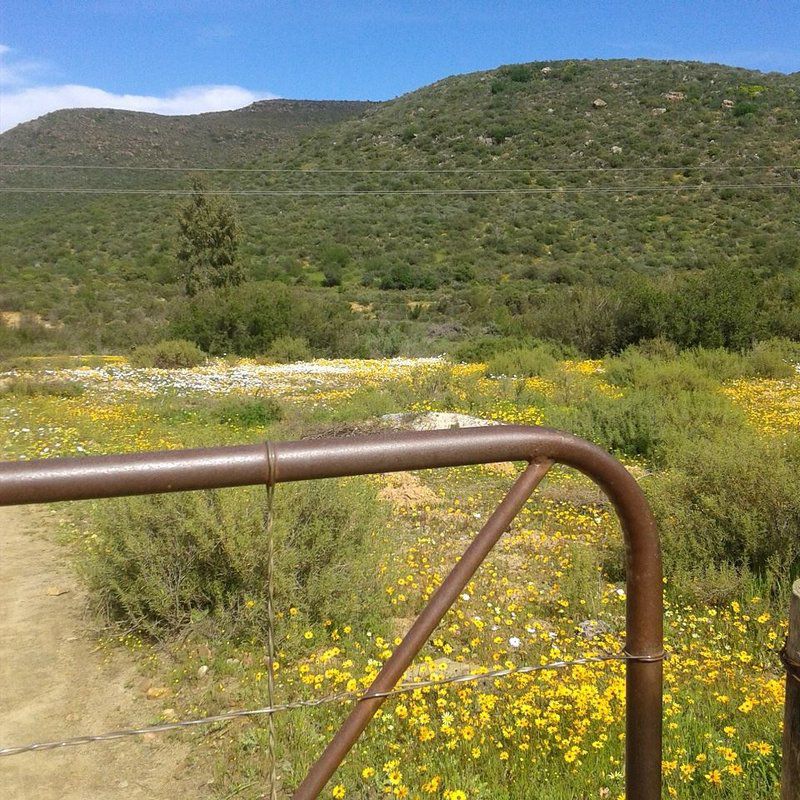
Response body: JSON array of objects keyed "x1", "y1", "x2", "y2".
[{"x1": 0, "y1": 506, "x2": 206, "y2": 800}]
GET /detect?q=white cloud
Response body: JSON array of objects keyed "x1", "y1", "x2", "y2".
[
  {"x1": 0, "y1": 44, "x2": 48, "y2": 88},
  {"x1": 0, "y1": 45, "x2": 275, "y2": 132}
]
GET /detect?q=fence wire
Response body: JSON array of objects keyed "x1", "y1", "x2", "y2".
[{"x1": 0, "y1": 650, "x2": 647, "y2": 758}]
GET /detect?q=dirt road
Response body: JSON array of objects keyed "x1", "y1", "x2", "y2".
[{"x1": 0, "y1": 506, "x2": 206, "y2": 799}]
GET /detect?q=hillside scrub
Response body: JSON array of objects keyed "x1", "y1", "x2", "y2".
[{"x1": 2, "y1": 60, "x2": 799, "y2": 359}]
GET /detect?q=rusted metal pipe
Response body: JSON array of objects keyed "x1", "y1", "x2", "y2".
[
  {"x1": 0, "y1": 426, "x2": 663, "y2": 799},
  {"x1": 293, "y1": 458, "x2": 553, "y2": 799}
]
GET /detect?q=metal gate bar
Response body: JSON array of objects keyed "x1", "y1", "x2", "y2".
[{"x1": 0, "y1": 425, "x2": 663, "y2": 799}]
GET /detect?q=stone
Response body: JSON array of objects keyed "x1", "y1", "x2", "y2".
[
  {"x1": 592, "y1": 98, "x2": 607, "y2": 109},
  {"x1": 651, "y1": 107, "x2": 667, "y2": 115},
  {"x1": 197, "y1": 664, "x2": 209, "y2": 678},
  {"x1": 722, "y1": 99, "x2": 735, "y2": 109},
  {"x1": 611, "y1": 145, "x2": 623, "y2": 154},
  {"x1": 577, "y1": 619, "x2": 613, "y2": 639},
  {"x1": 664, "y1": 91, "x2": 685, "y2": 102},
  {"x1": 146, "y1": 686, "x2": 170, "y2": 699}
]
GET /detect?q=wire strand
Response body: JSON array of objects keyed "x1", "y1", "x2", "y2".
[
  {"x1": 0, "y1": 183, "x2": 796, "y2": 196},
  {"x1": 0, "y1": 163, "x2": 797, "y2": 174},
  {"x1": 0, "y1": 650, "x2": 637, "y2": 758}
]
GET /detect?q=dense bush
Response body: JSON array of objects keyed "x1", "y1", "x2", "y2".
[
  {"x1": 449, "y1": 336, "x2": 528, "y2": 363},
  {"x1": 742, "y1": 338, "x2": 799, "y2": 378},
  {"x1": 129, "y1": 339, "x2": 206, "y2": 368},
  {"x1": 0, "y1": 376, "x2": 84, "y2": 398},
  {"x1": 170, "y1": 283, "x2": 362, "y2": 357},
  {"x1": 84, "y1": 478, "x2": 391, "y2": 639},
  {"x1": 552, "y1": 359, "x2": 747, "y2": 464},
  {"x1": 486, "y1": 344, "x2": 560, "y2": 377},
  {"x1": 648, "y1": 432, "x2": 800, "y2": 601},
  {"x1": 266, "y1": 335, "x2": 313, "y2": 363},
  {"x1": 213, "y1": 397, "x2": 283, "y2": 427}
]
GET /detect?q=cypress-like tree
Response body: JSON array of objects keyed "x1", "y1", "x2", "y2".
[{"x1": 176, "y1": 179, "x2": 243, "y2": 295}]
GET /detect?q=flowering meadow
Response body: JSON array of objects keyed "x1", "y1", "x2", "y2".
[{"x1": 0, "y1": 352, "x2": 796, "y2": 798}]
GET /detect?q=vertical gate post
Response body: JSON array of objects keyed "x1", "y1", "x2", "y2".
[{"x1": 782, "y1": 579, "x2": 800, "y2": 799}]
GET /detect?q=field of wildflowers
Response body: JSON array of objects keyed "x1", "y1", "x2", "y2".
[{"x1": 0, "y1": 352, "x2": 796, "y2": 798}]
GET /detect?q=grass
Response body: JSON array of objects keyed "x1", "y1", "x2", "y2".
[{"x1": 1, "y1": 349, "x2": 795, "y2": 798}]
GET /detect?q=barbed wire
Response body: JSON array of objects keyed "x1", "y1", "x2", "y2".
[
  {"x1": 0, "y1": 183, "x2": 796, "y2": 197},
  {"x1": 0, "y1": 650, "x2": 642, "y2": 758},
  {"x1": 0, "y1": 163, "x2": 797, "y2": 174}
]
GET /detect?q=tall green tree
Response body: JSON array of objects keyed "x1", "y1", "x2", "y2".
[{"x1": 176, "y1": 179, "x2": 243, "y2": 296}]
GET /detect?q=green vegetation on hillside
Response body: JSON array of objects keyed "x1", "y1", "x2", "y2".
[{"x1": 0, "y1": 60, "x2": 798, "y2": 356}]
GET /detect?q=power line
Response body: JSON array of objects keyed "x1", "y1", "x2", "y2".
[
  {"x1": 0, "y1": 183, "x2": 796, "y2": 196},
  {"x1": 0, "y1": 162, "x2": 797, "y2": 174}
]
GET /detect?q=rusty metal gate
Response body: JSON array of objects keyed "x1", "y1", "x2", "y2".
[{"x1": 0, "y1": 425, "x2": 664, "y2": 799}]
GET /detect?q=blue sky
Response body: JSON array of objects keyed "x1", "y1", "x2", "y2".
[{"x1": 2, "y1": 1, "x2": 798, "y2": 131}]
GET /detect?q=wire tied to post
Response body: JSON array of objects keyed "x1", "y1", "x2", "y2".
[{"x1": 621, "y1": 650, "x2": 668, "y2": 663}]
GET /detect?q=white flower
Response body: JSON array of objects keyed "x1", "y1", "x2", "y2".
[{"x1": 508, "y1": 636, "x2": 521, "y2": 649}]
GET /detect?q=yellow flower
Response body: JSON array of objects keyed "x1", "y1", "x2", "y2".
[
  {"x1": 331, "y1": 785, "x2": 345, "y2": 799},
  {"x1": 705, "y1": 769, "x2": 722, "y2": 787}
]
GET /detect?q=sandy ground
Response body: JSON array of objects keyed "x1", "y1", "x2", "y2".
[{"x1": 0, "y1": 506, "x2": 207, "y2": 800}]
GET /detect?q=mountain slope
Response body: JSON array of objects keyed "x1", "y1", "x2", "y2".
[
  {"x1": 0, "y1": 59, "x2": 798, "y2": 351},
  {"x1": 0, "y1": 99, "x2": 374, "y2": 168}
]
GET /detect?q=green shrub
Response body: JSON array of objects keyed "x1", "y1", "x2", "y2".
[
  {"x1": 648, "y1": 432, "x2": 800, "y2": 601},
  {"x1": 629, "y1": 337, "x2": 679, "y2": 361},
  {"x1": 487, "y1": 345, "x2": 560, "y2": 378},
  {"x1": 679, "y1": 348, "x2": 745, "y2": 382},
  {"x1": 170, "y1": 283, "x2": 361, "y2": 357},
  {"x1": 266, "y1": 335, "x2": 312, "y2": 363},
  {"x1": 449, "y1": 336, "x2": 527, "y2": 363},
  {"x1": 0, "y1": 376, "x2": 84, "y2": 398},
  {"x1": 741, "y1": 339, "x2": 797, "y2": 379},
  {"x1": 604, "y1": 352, "x2": 717, "y2": 394},
  {"x1": 560, "y1": 543, "x2": 603, "y2": 618},
  {"x1": 83, "y1": 478, "x2": 391, "y2": 640},
  {"x1": 213, "y1": 397, "x2": 283, "y2": 427},
  {"x1": 130, "y1": 339, "x2": 206, "y2": 368},
  {"x1": 551, "y1": 381, "x2": 746, "y2": 465},
  {"x1": 501, "y1": 64, "x2": 533, "y2": 83},
  {"x1": 315, "y1": 387, "x2": 400, "y2": 423}
]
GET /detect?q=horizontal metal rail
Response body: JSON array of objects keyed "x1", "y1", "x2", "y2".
[{"x1": 0, "y1": 425, "x2": 663, "y2": 799}]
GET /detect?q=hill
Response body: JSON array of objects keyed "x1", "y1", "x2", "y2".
[
  {"x1": 0, "y1": 99, "x2": 374, "y2": 167},
  {"x1": 0, "y1": 60, "x2": 798, "y2": 355}
]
